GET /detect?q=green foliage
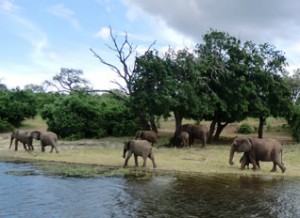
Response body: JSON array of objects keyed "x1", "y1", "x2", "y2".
[
  {"x1": 287, "y1": 104, "x2": 300, "y2": 141},
  {"x1": 0, "y1": 89, "x2": 37, "y2": 128},
  {"x1": 40, "y1": 92, "x2": 139, "y2": 139},
  {"x1": 0, "y1": 119, "x2": 14, "y2": 132},
  {"x1": 237, "y1": 123, "x2": 253, "y2": 134}
]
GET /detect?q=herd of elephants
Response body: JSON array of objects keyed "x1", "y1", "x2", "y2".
[{"x1": 9, "y1": 123, "x2": 286, "y2": 173}]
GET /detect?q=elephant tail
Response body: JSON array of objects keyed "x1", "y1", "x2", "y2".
[{"x1": 281, "y1": 149, "x2": 284, "y2": 165}]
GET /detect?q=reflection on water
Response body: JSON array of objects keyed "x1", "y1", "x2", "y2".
[{"x1": 0, "y1": 162, "x2": 299, "y2": 218}]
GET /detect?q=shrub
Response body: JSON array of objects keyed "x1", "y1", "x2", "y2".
[
  {"x1": 40, "y1": 93, "x2": 140, "y2": 139},
  {"x1": 0, "y1": 89, "x2": 37, "y2": 128},
  {"x1": 0, "y1": 119, "x2": 14, "y2": 132},
  {"x1": 287, "y1": 104, "x2": 300, "y2": 142},
  {"x1": 237, "y1": 123, "x2": 253, "y2": 134}
]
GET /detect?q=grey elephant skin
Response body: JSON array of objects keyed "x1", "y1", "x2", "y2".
[
  {"x1": 31, "y1": 131, "x2": 59, "y2": 153},
  {"x1": 229, "y1": 137, "x2": 286, "y2": 173},
  {"x1": 123, "y1": 140, "x2": 157, "y2": 168},
  {"x1": 178, "y1": 131, "x2": 189, "y2": 148},
  {"x1": 10, "y1": 130, "x2": 34, "y2": 151},
  {"x1": 135, "y1": 130, "x2": 158, "y2": 146},
  {"x1": 180, "y1": 124, "x2": 209, "y2": 147}
]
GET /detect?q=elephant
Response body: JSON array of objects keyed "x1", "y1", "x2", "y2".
[
  {"x1": 135, "y1": 130, "x2": 158, "y2": 146},
  {"x1": 178, "y1": 131, "x2": 189, "y2": 148},
  {"x1": 229, "y1": 137, "x2": 286, "y2": 173},
  {"x1": 180, "y1": 124, "x2": 209, "y2": 147},
  {"x1": 9, "y1": 130, "x2": 34, "y2": 151},
  {"x1": 239, "y1": 152, "x2": 260, "y2": 170},
  {"x1": 31, "y1": 131, "x2": 59, "y2": 153},
  {"x1": 123, "y1": 140, "x2": 157, "y2": 168}
]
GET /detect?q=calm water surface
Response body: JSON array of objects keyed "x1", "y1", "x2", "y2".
[{"x1": 0, "y1": 162, "x2": 299, "y2": 218}]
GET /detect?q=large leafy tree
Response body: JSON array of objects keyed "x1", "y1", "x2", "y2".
[
  {"x1": 245, "y1": 42, "x2": 292, "y2": 138},
  {"x1": 196, "y1": 30, "x2": 250, "y2": 141},
  {"x1": 132, "y1": 48, "x2": 212, "y2": 138}
]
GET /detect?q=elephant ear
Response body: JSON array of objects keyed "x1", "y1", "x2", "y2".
[
  {"x1": 236, "y1": 138, "x2": 252, "y2": 152},
  {"x1": 31, "y1": 131, "x2": 41, "y2": 140},
  {"x1": 124, "y1": 140, "x2": 131, "y2": 150}
]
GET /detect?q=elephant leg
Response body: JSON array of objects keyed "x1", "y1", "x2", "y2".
[
  {"x1": 41, "y1": 143, "x2": 45, "y2": 152},
  {"x1": 50, "y1": 146, "x2": 54, "y2": 153},
  {"x1": 201, "y1": 136, "x2": 206, "y2": 148},
  {"x1": 249, "y1": 155, "x2": 259, "y2": 170},
  {"x1": 123, "y1": 153, "x2": 132, "y2": 167},
  {"x1": 134, "y1": 154, "x2": 138, "y2": 167},
  {"x1": 272, "y1": 161, "x2": 286, "y2": 173},
  {"x1": 142, "y1": 156, "x2": 147, "y2": 167},
  {"x1": 22, "y1": 143, "x2": 28, "y2": 151},
  {"x1": 149, "y1": 153, "x2": 157, "y2": 168},
  {"x1": 14, "y1": 140, "x2": 18, "y2": 151},
  {"x1": 271, "y1": 163, "x2": 277, "y2": 172}
]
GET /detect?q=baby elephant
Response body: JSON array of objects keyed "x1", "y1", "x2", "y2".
[
  {"x1": 239, "y1": 153, "x2": 260, "y2": 170},
  {"x1": 179, "y1": 131, "x2": 189, "y2": 148},
  {"x1": 123, "y1": 140, "x2": 157, "y2": 168}
]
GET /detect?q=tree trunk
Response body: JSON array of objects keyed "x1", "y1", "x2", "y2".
[
  {"x1": 149, "y1": 113, "x2": 157, "y2": 132},
  {"x1": 258, "y1": 116, "x2": 265, "y2": 139},
  {"x1": 208, "y1": 120, "x2": 217, "y2": 143},
  {"x1": 213, "y1": 121, "x2": 229, "y2": 142},
  {"x1": 173, "y1": 111, "x2": 183, "y2": 138},
  {"x1": 137, "y1": 111, "x2": 150, "y2": 130}
]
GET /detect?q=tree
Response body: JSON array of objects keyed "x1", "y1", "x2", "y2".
[
  {"x1": 44, "y1": 68, "x2": 92, "y2": 93},
  {"x1": 284, "y1": 68, "x2": 300, "y2": 102},
  {"x1": 245, "y1": 42, "x2": 291, "y2": 138},
  {"x1": 90, "y1": 26, "x2": 155, "y2": 130},
  {"x1": 132, "y1": 47, "x2": 213, "y2": 141},
  {"x1": 0, "y1": 88, "x2": 37, "y2": 127},
  {"x1": 196, "y1": 30, "x2": 250, "y2": 142}
]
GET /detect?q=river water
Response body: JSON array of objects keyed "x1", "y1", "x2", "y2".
[{"x1": 0, "y1": 162, "x2": 299, "y2": 218}]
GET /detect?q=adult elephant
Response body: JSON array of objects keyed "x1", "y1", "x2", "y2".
[
  {"x1": 10, "y1": 130, "x2": 34, "y2": 151},
  {"x1": 135, "y1": 130, "x2": 158, "y2": 146},
  {"x1": 123, "y1": 140, "x2": 157, "y2": 168},
  {"x1": 229, "y1": 137, "x2": 286, "y2": 173},
  {"x1": 180, "y1": 124, "x2": 209, "y2": 147},
  {"x1": 31, "y1": 131, "x2": 59, "y2": 153}
]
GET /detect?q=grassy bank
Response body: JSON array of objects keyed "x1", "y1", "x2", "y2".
[
  {"x1": 0, "y1": 117, "x2": 299, "y2": 178},
  {"x1": 0, "y1": 136, "x2": 299, "y2": 178}
]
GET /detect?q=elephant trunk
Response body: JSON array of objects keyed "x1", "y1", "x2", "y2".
[
  {"x1": 229, "y1": 145, "x2": 235, "y2": 165},
  {"x1": 9, "y1": 135, "x2": 14, "y2": 149},
  {"x1": 123, "y1": 149, "x2": 127, "y2": 158}
]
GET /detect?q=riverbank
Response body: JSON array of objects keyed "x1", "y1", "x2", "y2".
[{"x1": 1, "y1": 134, "x2": 299, "y2": 178}]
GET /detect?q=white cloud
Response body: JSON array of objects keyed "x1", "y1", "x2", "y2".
[
  {"x1": 48, "y1": 4, "x2": 80, "y2": 30},
  {"x1": 0, "y1": 0, "x2": 18, "y2": 12},
  {"x1": 94, "y1": 27, "x2": 111, "y2": 40}
]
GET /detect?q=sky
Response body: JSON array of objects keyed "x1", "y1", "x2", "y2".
[{"x1": 1, "y1": 0, "x2": 300, "y2": 90}]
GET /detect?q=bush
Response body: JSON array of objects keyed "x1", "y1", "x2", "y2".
[
  {"x1": 0, "y1": 89, "x2": 37, "y2": 128},
  {"x1": 237, "y1": 123, "x2": 253, "y2": 134},
  {"x1": 287, "y1": 104, "x2": 300, "y2": 142},
  {"x1": 0, "y1": 119, "x2": 14, "y2": 132},
  {"x1": 40, "y1": 92, "x2": 140, "y2": 139}
]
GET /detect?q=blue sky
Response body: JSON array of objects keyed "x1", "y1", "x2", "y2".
[{"x1": 1, "y1": 0, "x2": 300, "y2": 90}]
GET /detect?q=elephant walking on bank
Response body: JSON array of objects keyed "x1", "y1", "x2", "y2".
[
  {"x1": 123, "y1": 140, "x2": 157, "y2": 168},
  {"x1": 180, "y1": 124, "x2": 209, "y2": 147},
  {"x1": 31, "y1": 131, "x2": 59, "y2": 153},
  {"x1": 229, "y1": 137, "x2": 286, "y2": 173},
  {"x1": 135, "y1": 130, "x2": 158, "y2": 146},
  {"x1": 10, "y1": 130, "x2": 34, "y2": 151}
]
